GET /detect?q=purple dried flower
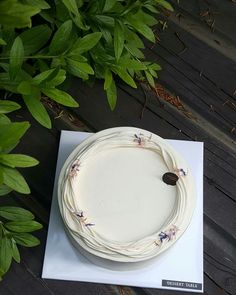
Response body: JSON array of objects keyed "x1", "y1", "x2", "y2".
[{"x1": 85, "y1": 223, "x2": 95, "y2": 227}]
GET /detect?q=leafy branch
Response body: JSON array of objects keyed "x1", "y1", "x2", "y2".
[
  {"x1": 0, "y1": 206, "x2": 42, "y2": 279},
  {"x1": 0, "y1": 100, "x2": 42, "y2": 279},
  {"x1": 1, "y1": 0, "x2": 173, "y2": 124}
]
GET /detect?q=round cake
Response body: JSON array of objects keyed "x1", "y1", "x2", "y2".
[{"x1": 58, "y1": 127, "x2": 196, "y2": 264}]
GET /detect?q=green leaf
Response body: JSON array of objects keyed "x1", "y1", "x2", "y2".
[
  {"x1": 11, "y1": 239, "x2": 20, "y2": 263},
  {"x1": 11, "y1": 233, "x2": 40, "y2": 247},
  {"x1": 96, "y1": 15, "x2": 114, "y2": 27},
  {"x1": 1, "y1": 166, "x2": 30, "y2": 194},
  {"x1": 66, "y1": 58, "x2": 94, "y2": 75},
  {"x1": 0, "y1": 114, "x2": 11, "y2": 125},
  {"x1": 67, "y1": 54, "x2": 87, "y2": 63},
  {"x1": 124, "y1": 29, "x2": 144, "y2": 48},
  {"x1": 155, "y1": 0, "x2": 174, "y2": 11},
  {"x1": 106, "y1": 79, "x2": 117, "y2": 111},
  {"x1": 40, "y1": 67, "x2": 60, "y2": 85},
  {"x1": 39, "y1": 10, "x2": 54, "y2": 23},
  {"x1": 144, "y1": 4, "x2": 159, "y2": 13},
  {"x1": 66, "y1": 58, "x2": 88, "y2": 80},
  {"x1": 17, "y1": 81, "x2": 32, "y2": 95},
  {"x1": 149, "y1": 69, "x2": 158, "y2": 78},
  {"x1": 0, "y1": 206, "x2": 34, "y2": 221},
  {"x1": 0, "y1": 185, "x2": 12, "y2": 196},
  {"x1": 5, "y1": 221, "x2": 42, "y2": 233},
  {"x1": 99, "y1": 26, "x2": 112, "y2": 44},
  {"x1": 76, "y1": 62, "x2": 94, "y2": 74},
  {"x1": 37, "y1": 60, "x2": 49, "y2": 72},
  {"x1": 125, "y1": 44, "x2": 145, "y2": 59},
  {"x1": 62, "y1": 0, "x2": 78, "y2": 14},
  {"x1": 23, "y1": 88, "x2": 51, "y2": 129},
  {"x1": 9, "y1": 37, "x2": 24, "y2": 80},
  {"x1": 0, "y1": 168, "x2": 3, "y2": 184},
  {"x1": 33, "y1": 69, "x2": 66, "y2": 88},
  {"x1": 135, "y1": 10, "x2": 158, "y2": 26},
  {"x1": 0, "y1": 236, "x2": 12, "y2": 274},
  {"x1": 126, "y1": 16, "x2": 155, "y2": 43},
  {"x1": 0, "y1": 62, "x2": 9, "y2": 71},
  {"x1": 42, "y1": 88, "x2": 79, "y2": 107},
  {"x1": 0, "y1": 154, "x2": 39, "y2": 168},
  {"x1": 119, "y1": 58, "x2": 147, "y2": 70},
  {"x1": 62, "y1": 0, "x2": 89, "y2": 30},
  {"x1": 0, "y1": 0, "x2": 40, "y2": 28},
  {"x1": 24, "y1": 0, "x2": 50, "y2": 9},
  {"x1": 103, "y1": 0, "x2": 117, "y2": 12},
  {"x1": 145, "y1": 71, "x2": 155, "y2": 88},
  {"x1": 145, "y1": 62, "x2": 162, "y2": 71},
  {"x1": 0, "y1": 267, "x2": 4, "y2": 280},
  {"x1": 114, "y1": 20, "x2": 124, "y2": 61},
  {"x1": 19, "y1": 25, "x2": 52, "y2": 55},
  {"x1": 104, "y1": 69, "x2": 112, "y2": 90},
  {"x1": 0, "y1": 122, "x2": 30, "y2": 152},
  {"x1": 49, "y1": 20, "x2": 73, "y2": 55},
  {"x1": 0, "y1": 38, "x2": 6, "y2": 45},
  {"x1": 114, "y1": 68, "x2": 137, "y2": 88},
  {"x1": 69, "y1": 32, "x2": 102, "y2": 55},
  {"x1": 33, "y1": 67, "x2": 61, "y2": 89},
  {"x1": 0, "y1": 100, "x2": 21, "y2": 114}
]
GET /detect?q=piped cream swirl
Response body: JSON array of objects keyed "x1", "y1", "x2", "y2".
[{"x1": 58, "y1": 129, "x2": 196, "y2": 262}]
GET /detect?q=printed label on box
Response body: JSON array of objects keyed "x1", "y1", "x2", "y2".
[{"x1": 162, "y1": 279, "x2": 202, "y2": 290}]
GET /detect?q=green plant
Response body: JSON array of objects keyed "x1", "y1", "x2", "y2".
[
  {"x1": 0, "y1": 101, "x2": 42, "y2": 279},
  {"x1": 0, "y1": 0, "x2": 173, "y2": 121},
  {"x1": 0, "y1": 0, "x2": 173, "y2": 279}
]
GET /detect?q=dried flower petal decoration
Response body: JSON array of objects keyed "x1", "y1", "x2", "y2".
[
  {"x1": 85, "y1": 223, "x2": 95, "y2": 227},
  {"x1": 134, "y1": 133, "x2": 146, "y2": 146},
  {"x1": 158, "y1": 225, "x2": 179, "y2": 243},
  {"x1": 76, "y1": 211, "x2": 84, "y2": 218},
  {"x1": 75, "y1": 211, "x2": 95, "y2": 227},
  {"x1": 69, "y1": 160, "x2": 80, "y2": 177},
  {"x1": 133, "y1": 133, "x2": 152, "y2": 146},
  {"x1": 175, "y1": 168, "x2": 187, "y2": 177}
]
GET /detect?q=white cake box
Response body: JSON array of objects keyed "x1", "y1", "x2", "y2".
[{"x1": 42, "y1": 130, "x2": 204, "y2": 293}]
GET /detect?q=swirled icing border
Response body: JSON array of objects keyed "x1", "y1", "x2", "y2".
[{"x1": 58, "y1": 128, "x2": 196, "y2": 262}]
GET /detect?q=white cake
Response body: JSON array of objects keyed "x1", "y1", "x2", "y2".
[{"x1": 58, "y1": 127, "x2": 196, "y2": 265}]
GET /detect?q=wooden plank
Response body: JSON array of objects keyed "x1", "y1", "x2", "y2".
[
  {"x1": 0, "y1": 262, "x2": 55, "y2": 295},
  {"x1": 145, "y1": 46, "x2": 236, "y2": 129},
  {"x1": 203, "y1": 217, "x2": 236, "y2": 294},
  {"x1": 169, "y1": 0, "x2": 236, "y2": 43},
  {"x1": 152, "y1": 14, "x2": 236, "y2": 96},
  {"x1": 205, "y1": 258, "x2": 236, "y2": 295},
  {"x1": 142, "y1": 44, "x2": 236, "y2": 133},
  {"x1": 204, "y1": 218, "x2": 236, "y2": 268}
]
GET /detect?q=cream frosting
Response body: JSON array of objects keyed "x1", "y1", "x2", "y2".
[{"x1": 58, "y1": 128, "x2": 196, "y2": 262}]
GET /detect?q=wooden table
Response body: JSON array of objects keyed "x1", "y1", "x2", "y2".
[{"x1": 1, "y1": 1, "x2": 236, "y2": 294}]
